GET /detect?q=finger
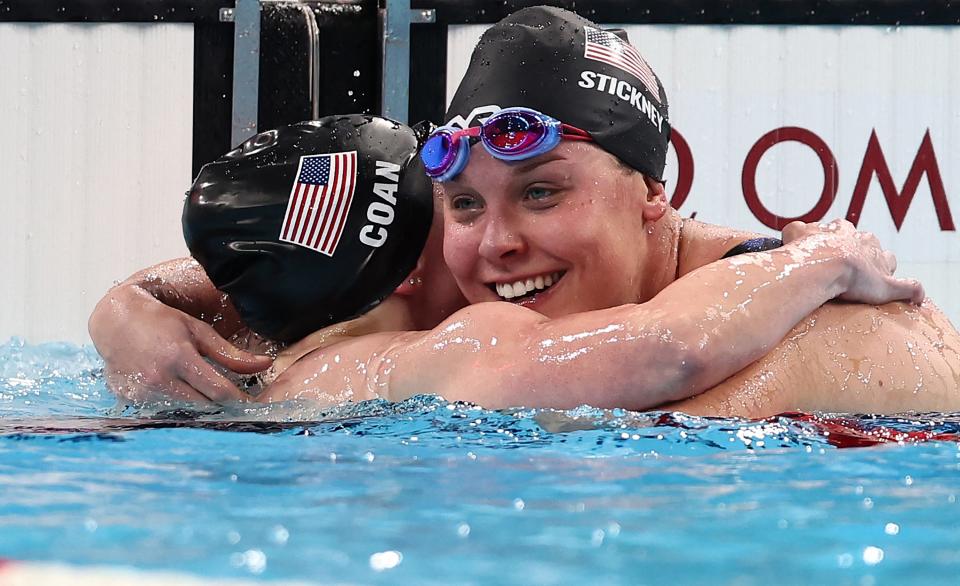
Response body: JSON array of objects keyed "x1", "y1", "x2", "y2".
[
  {"x1": 176, "y1": 357, "x2": 252, "y2": 403},
  {"x1": 164, "y1": 379, "x2": 216, "y2": 403},
  {"x1": 907, "y1": 279, "x2": 926, "y2": 305},
  {"x1": 191, "y1": 321, "x2": 273, "y2": 374},
  {"x1": 856, "y1": 230, "x2": 879, "y2": 247},
  {"x1": 883, "y1": 250, "x2": 897, "y2": 274},
  {"x1": 118, "y1": 376, "x2": 212, "y2": 405},
  {"x1": 830, "y1": 219, "x2": 854, "y2": 232},
  {"x1": 885, "y1": 276, "x2": 925, "y2": 306},
  {"x1": 781, "y1": 221, "x2": 807, "y2": 243}
]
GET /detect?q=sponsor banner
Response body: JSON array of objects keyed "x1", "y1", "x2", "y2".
[{"x1": 447, "y1": 24, "x2": 960, "y2": 323}]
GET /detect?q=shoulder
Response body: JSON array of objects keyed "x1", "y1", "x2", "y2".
[
  {"x1": 260, "y1": 302, "x2": 546, "y2": 405},
  {"x1": 260, "y1": 330, "x2": 407, "y2": 404},
  {"x1": 678, "y1": 220, "x2": 770, "y2": 274},
  {"x1": 429, "y1": 301, "x2": 547, "y2": 331},
  {"x1": 800, "y1": 300, "x2": 942, "y2": 334}
]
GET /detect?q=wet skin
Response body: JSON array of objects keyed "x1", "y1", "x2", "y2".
[
  {"x1": 92, "y1": 129, "x2": 945, "y2": 413},
  {"x1": 441, "y1": 143, "x2": 664, "y2": 316},
  {"x1": 257, "y1": 144, "x2": 944, "y2": 414},
  {"x1": 668, "y1": 301, "x2": 960, "y2": 417}
]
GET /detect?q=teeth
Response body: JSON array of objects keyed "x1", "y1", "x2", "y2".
[{"x1": 495, "y1": 271, "x2": 563, "y2": 300}]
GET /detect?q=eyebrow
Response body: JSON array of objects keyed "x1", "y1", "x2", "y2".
[
  {"x1": 443, "y1": 152, "x2": 571, "y2": 191},
  {"x1": 511, "y1": 153, "x2": 569, "y2": 175}
]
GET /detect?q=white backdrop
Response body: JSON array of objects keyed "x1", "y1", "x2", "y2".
[
  {"x1": 0, "y1": 23, "x2": 193, "y2": 344},
  {"x1": 448, "y1": 24, "x2": 960, "y2": 326}
]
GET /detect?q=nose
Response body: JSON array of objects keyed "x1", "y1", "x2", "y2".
[{"x1": 477, "y1": 211, "x2": 526, "y2": 263}]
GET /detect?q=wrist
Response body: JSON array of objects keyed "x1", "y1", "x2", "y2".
[{"x1": 781, "y1": 236, "x2": 852, "y2": 300}]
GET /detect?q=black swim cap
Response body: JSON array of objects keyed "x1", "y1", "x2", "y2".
[
  {"x1": 445, "y1": 6, "x2": 670, "y2": 181},
  {"x1": 183, "y1": 115, "x2": 433, "y2": 343}
]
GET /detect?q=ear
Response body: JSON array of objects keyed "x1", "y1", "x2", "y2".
[
  {"x1": 393, "y1": 255, "x2": 426, "y2": 296},
  {"x1": 640, "y1": 175, "x2": 668, "y2": 222}
]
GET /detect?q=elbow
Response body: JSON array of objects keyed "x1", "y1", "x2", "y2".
[
  {"x1": 613, "y1": 346, "x2": 710, "y2": 412},
  {"x1": 672, "y1": 349, "x2": 711, "y2": 400},
  {"x1": 87, "y1": 286, "x2": 126, "y2": 347},
  {"x1": 651, "y1": 346, "x2": 711, "y2": 406}
]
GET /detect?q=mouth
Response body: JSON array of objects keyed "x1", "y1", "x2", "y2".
[{"x1": 488, "y1": 271, "x2": 566, "y2": 303}]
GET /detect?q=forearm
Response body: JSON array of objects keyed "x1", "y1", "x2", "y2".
[
  {"x1": 498, "y1": 245, "x2": 856, "y2": 411},
  {"x1": 378, "y1": 248, "x2": 853, "y2": 411},
  {"x1": 93, "y1": 257, "x2": 245, "y2": 338},
  {"x1": 636, "y1": 244, "x2": 852, "y2": 403}
]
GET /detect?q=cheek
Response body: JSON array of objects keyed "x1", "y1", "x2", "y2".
[
  {"x1": 551, "y1": 201, "x2": 619, "y2": 258},
  {"x1": 565, "y1": 207, "x2": 643, "y2": 297},
  {"x1": 441, "y1": 223, "x2": 479, "y2": 281}
]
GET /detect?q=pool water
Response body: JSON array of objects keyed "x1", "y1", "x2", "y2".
[{"x1": 2, "y1": 338, "x2": 959, "y2": 584}]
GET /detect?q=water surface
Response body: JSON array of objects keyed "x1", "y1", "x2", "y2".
[{"x1": 1, "y1": 339, "x2": 959, "y2": 584}]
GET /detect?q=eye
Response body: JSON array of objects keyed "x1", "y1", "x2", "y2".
[
  {"x1": 523, "y1": 184, "x2": 562, "y2": 209},
  {"x1": 524, "y1": 186, "x2": 554, "y2": 201},
  {"x1": 449, "y1": 194, "x2": 483, "y2": 211}
]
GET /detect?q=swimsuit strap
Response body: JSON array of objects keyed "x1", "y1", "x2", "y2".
[{"x1": 721, "y1": 237, "x2": 783, "y2": 259}]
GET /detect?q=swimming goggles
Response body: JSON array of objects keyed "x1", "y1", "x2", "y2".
[{"x1": 420, "y1": 107, "x2": 593, "y2": 182}]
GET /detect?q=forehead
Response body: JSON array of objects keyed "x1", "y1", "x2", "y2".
[{"x1": 447, "y1": 141, "x2": 620, "y2": 190}]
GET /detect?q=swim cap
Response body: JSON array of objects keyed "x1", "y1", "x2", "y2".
[
  {"x1": 445, "y1": 6, "x2": 670, "y2": 181},
  {"x1": 183, "y1": 115, "x2": 433, "y2": 343}
]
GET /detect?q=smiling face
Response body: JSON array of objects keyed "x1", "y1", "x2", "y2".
[{"x1": 441, "y1": 141, "x2": 668, "y2": 317}]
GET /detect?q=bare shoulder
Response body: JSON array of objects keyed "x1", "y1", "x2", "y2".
[
  {"x1": 259, "y1": 330, "x2": 410, "y2": 405},
  {"x1": 783, "y1": 300, "x2": 960, "y2": 412},
  {"x1": 378, "y1": 302, "x2": 551, "y2": 401},
  {"x1": 259, "y1": 302, "x2": 547, "y2": 406},
  {"x1": 671, "y1": 300, "x2": 960, "y2": 417},
  {"x1": 679, "y1": 220, "x2": 768, "y2": 274},
  {"x1": 805, "y1": 300, "x2": 958, "y2": 346}
]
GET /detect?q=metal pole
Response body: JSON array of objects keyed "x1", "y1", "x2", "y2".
[
  {"x1": 300, "y1": 4, "x2": 321, "y2": 121},
  {"x1": 223, "y1": 0, "x2": 261, "y2": 146},
  {"x1": 381, "y1": 0, "x2": 434, "y2": 123}
]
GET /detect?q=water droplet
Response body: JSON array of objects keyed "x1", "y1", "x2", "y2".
[
  {"x1": 369, "y1": 550, "x2": 402, "y2": 571},
  {"x1": 862, "y1": 546, "x2": 884, "y2": 565}
]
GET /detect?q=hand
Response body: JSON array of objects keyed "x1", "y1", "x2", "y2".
[
  {"x1": 782, "y1": 219, "x2": 924, "y2": 305},
  {"x1": 89, "y1": 285, "x2": 273, "y2": 404}
]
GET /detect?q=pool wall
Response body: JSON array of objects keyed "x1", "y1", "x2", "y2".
[
  {"x1": 0, "y1": 22, "x2": 195, "y2": 344},
  {"x1": 1, "y1": 0, "x2": 958, "y2": 344}
]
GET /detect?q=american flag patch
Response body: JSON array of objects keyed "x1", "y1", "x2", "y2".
[
  {"x1": 584, "y1": 27, "x2": 660, "y2": 103},
  {"x1": 279, "y1": 151, "x2": 358, "y2": 257}
]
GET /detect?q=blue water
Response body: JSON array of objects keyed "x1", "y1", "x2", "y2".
[{"x1": 2, "y1": 338, "x2": 959, "y2": 584}]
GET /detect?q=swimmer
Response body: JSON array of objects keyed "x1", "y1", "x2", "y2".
[
  {"x1": 90, "y1": 115, "x2": 465, "y2": 403},
  {"x1": 89, "y1": 7, "x2": 955, "y2": 415}
]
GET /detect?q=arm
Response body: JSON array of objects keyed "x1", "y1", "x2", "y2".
[
  {"x1": 262, "y1": 221, "x2": 924, "y2": 410},
  {"x1": 88, "y1": 257, "x2": 272, "y2": 404}
]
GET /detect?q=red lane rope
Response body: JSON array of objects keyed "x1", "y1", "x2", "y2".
[
  {"x1": 654, "y1": 411, "x2": 960, "y2": 449},
  {"x1": 777, "y1": 411, "x2": 960, "y2": 448}
]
